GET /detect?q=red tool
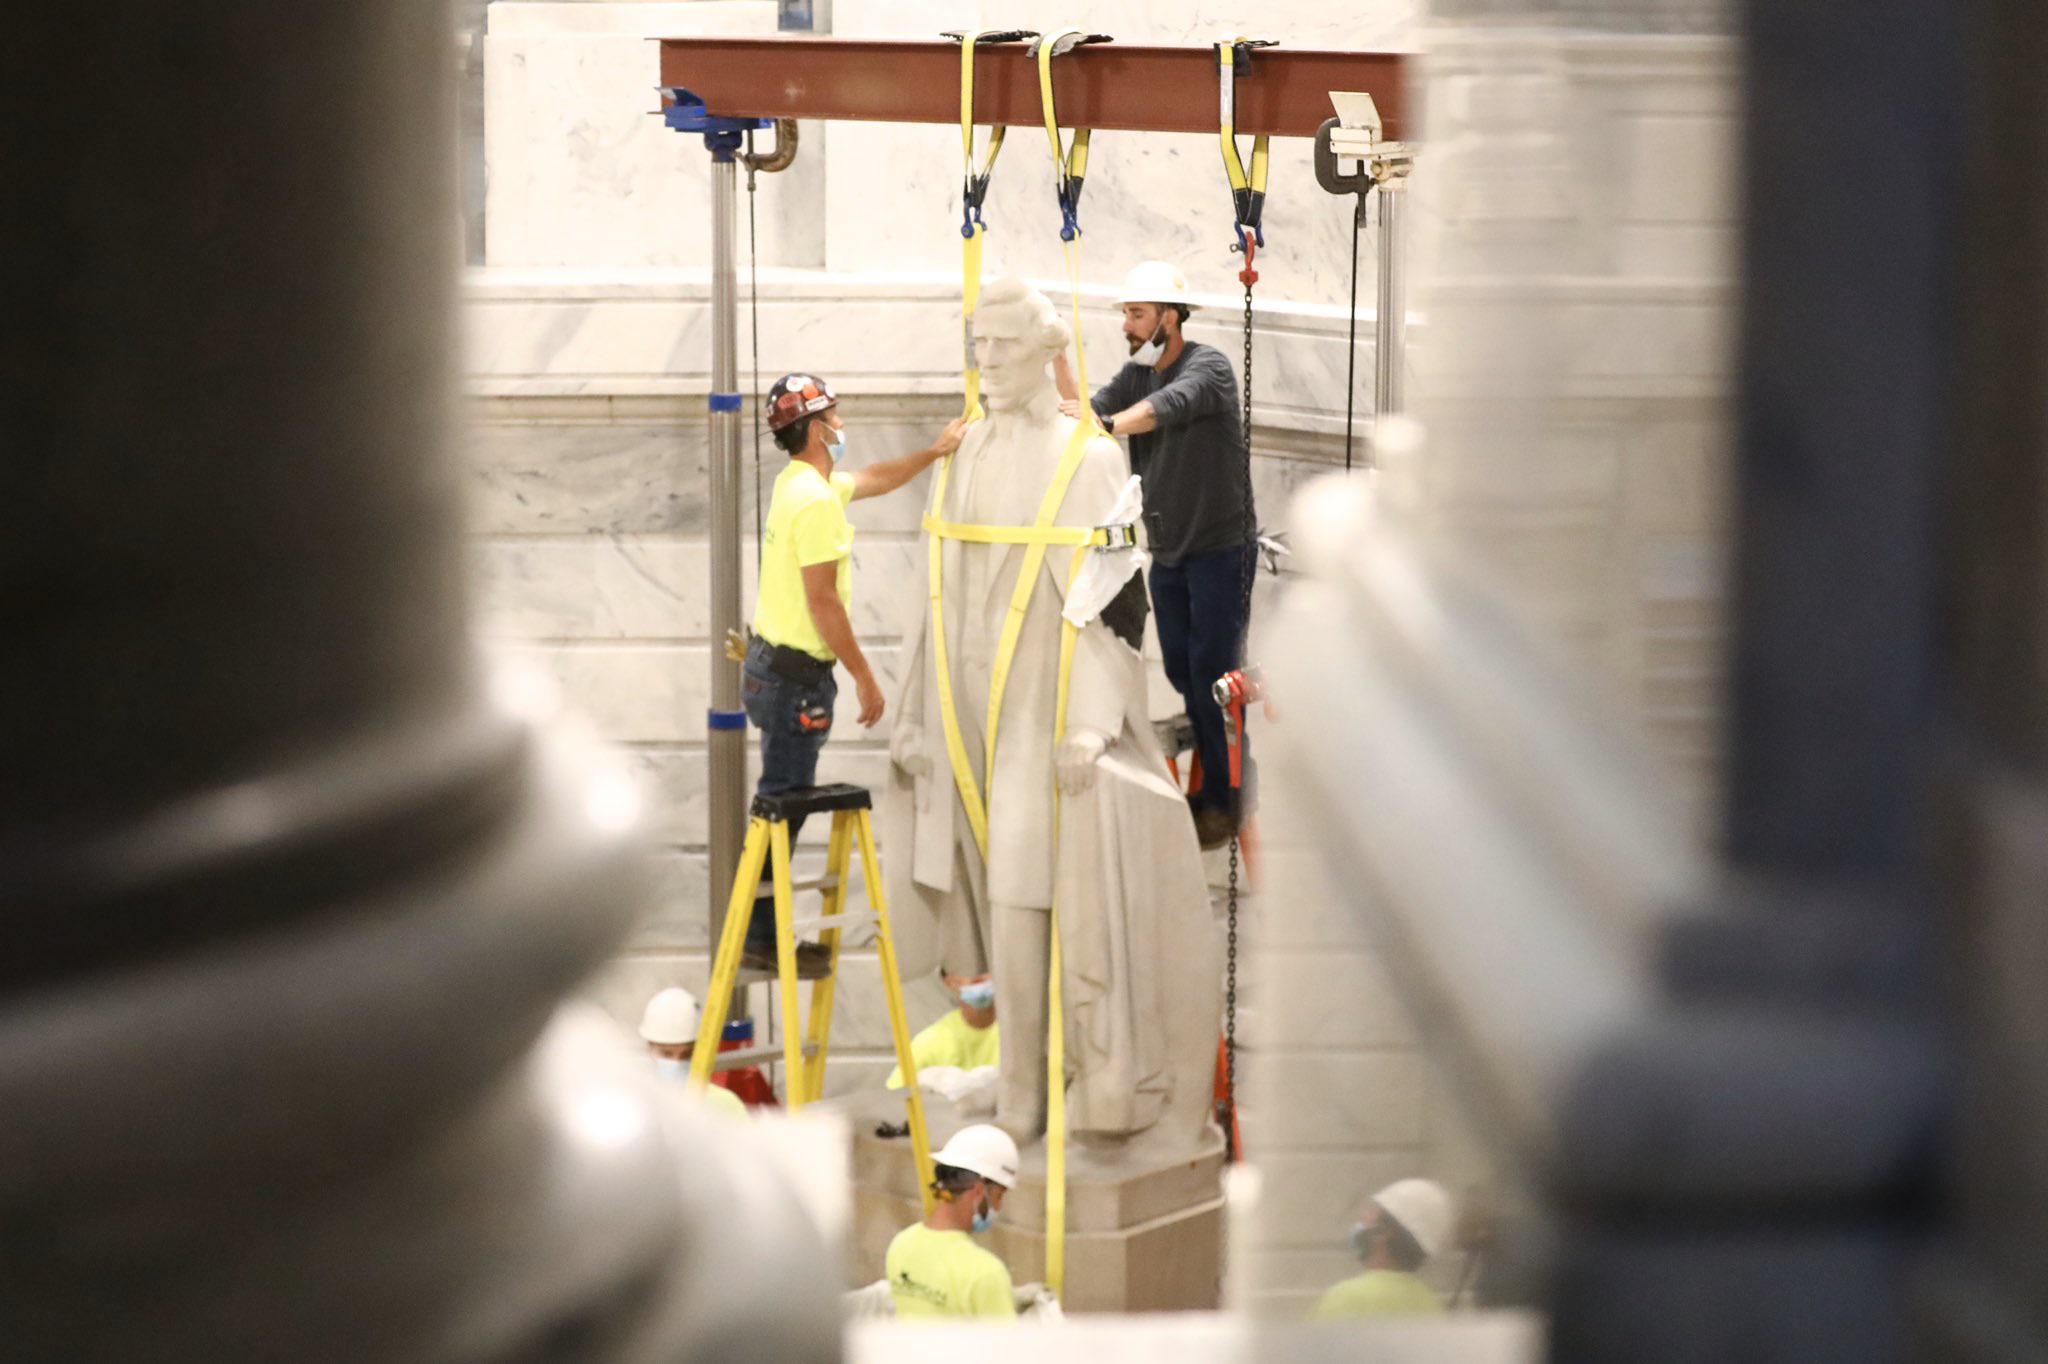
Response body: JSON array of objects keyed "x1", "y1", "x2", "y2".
[{"x1": 1210, "y1": 665, "x2": 1269, "y2": 789}]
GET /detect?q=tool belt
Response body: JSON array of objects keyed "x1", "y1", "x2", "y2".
[{"x1": 748, "y1": 634, "x2": 834, "y2": 688}]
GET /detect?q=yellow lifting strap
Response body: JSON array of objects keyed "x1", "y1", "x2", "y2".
[
  {"x1": 1045, "y1": 544, "x2": 1087, "y2": 1298},
  {"x1": 921, "y1": 27, "x2": 1107, "y2": 1300},
  {"x1": 1034, "y1": 29, "x2": 1094, "y2": 248},
  {"x1": 1215, "y1": 38, "x2": 1275, "y2": 260},
  {"x1": 921, "y1": 517, "x2": 1119, "y2": 548},
  {"x1": 923, "y1": 421, "x2": 1095, "y2": 861},
  {"x1": 955, "y1": 29, "x2": 1029, "y2": 421}
]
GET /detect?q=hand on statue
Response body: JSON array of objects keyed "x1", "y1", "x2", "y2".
[
  {"x1": 889, "y1": 723, "x2": 931, "y2": 779},
  {"x1": 855, "y1": 673, "x2": 886, "y2": 728},
  {"x1": 1058, "y1": 398, "x2": 1082, "y2": 421},
  {"x1": 930, "y1": 417, "x2": 970, "y2": 458},
  {"x1": 1054, "y1": 729, "x2": 1111, "y2": 794}
]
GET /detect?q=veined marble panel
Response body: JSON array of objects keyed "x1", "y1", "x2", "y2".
[
  {"x1": 623, "y1": 744, "x2": 891, "y2": 846},
  {"x1": 464, "y1": 268, "x2": 1397, "y2": 435},
  {"x1": 467, "y1": 420, "x2": 711, "y2": 535},
  {"x1": 473, "y1": 533, "x2": 924, "y2": 641},
  {"x1": 464, "y1": 400, "x2": 952, "y2": 534},
  {"x1": 482, "y1": 2, "x2": 829, "y2": 269},
  {"x1": 1260, "y1": 949, "x2": 1418, "y2": 1049},
  {"x1": 507, "y1": 641, "x2": 905, "y2": 742},
  {"x1": 1241, "y1": 1051, "x2": 1426, "y2": 1150}
]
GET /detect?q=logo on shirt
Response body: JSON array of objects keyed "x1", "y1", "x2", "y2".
[{"x1": 894, "y1": 1271, "x2": 948, "y2": 1307}]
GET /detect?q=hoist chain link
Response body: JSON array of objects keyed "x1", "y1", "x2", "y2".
[{"x1": 1222, "y1": 273, "x2": 1256, "y2": 1157}]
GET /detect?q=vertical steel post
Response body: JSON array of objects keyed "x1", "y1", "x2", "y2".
[
  {"x1": 707, "y1": 154, "x2": 747, "y2": 949},
  {"x1": 1374, "y1": 182, "x2": 1408, "y2": 417}
]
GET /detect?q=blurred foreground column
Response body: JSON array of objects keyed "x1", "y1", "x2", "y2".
[{"x1": 0, "y1": 6, "x2": 834, "y2": 1361}]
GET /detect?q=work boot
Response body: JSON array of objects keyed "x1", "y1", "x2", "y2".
[
  {"x1": 1192, "y1": 806, "x2": 1238, "y2": 851},
  {"x1": 742, "y1": 940, "x2": 834, "y2": 980}
]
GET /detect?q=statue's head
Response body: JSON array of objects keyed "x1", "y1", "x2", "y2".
[{"x1": 973, "y1": 277, "x2": 1070, "y2": 408}]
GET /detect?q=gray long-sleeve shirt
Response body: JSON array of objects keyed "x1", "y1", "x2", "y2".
[{"x1": 1090, "y1": 341, "x2": 1256, "y2": 566}]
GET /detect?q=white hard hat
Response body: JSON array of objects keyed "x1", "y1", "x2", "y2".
[
  {"x1": 1372, "y1": 1178, "x2": 1455, "y2": 1259},
  {"x1": 1116, "y1": 260, "x2": 1194, "y2": 308},
  {"x1": 932, "y1": 1124, "x2": 1021, "y2": 1188},
  {"x1": 638, "y1": 986, "x2": 700, "y2": 1044}
]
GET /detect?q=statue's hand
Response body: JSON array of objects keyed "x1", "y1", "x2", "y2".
[
  {"x1": 1054, "y1": 729, "x2": 1111, "y2": 795},
  {"x1": 890, "y1": 724, "x2": 931, "y2": 780}
]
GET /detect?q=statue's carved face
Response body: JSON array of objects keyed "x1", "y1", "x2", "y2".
[
  {"x1": 973, "y1": 283, "x2": 1067, "y2": 409},
  {"x1": 973, "y1": 329, "x2": 1055, "y2": 407}
]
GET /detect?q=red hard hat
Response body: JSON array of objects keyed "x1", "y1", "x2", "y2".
[{"x1": 765, "y1": 373, "x2": 838, "y2": 431}]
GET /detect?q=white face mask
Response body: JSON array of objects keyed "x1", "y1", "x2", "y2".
[
  {"x1": 653, "y1": 1057, "x2": 687, "y2": 1084},
  {"x1": 1131, "y1": 318, "x2": 1169, "y2": 366}
]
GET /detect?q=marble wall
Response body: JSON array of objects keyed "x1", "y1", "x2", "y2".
[{"x1": 466, "y1": 0, "x2": 1740, "y2": 1319}]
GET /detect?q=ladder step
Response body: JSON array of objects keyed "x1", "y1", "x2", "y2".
[
  {"x1": 787, "y1": 873, "x2": 840, "y2": 894},
  {"x1": 788, "y1": 909, "x2": 880, "y2": 935},
  {"x1": 709, "y1": 1040, "x2": 819, "y2": 1072}
]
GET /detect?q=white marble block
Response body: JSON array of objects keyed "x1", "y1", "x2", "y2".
[{"x1": 483, "y1": 1, "x2": 827, "y2": 269}]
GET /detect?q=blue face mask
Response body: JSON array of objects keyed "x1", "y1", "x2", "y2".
[
  {"x1": 653, "y1": 1057, "x2": 688, "y2": 1084},
  {"x1": 825, "y1": 429, "x2": 847, "y2": 463},
  {"x1": 1349, "y1": 1222, "x2": 1376, "y2": 1260},
  {"x1": 972, "y1": 1195, "x2": 998, "y2": 1234},
  {"x1": 958, "y1": 980, "x2": 996, "y2": 1011}
]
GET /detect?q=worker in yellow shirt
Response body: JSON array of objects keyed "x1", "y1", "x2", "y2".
[
  {"x1": 886, "y1": 1125, "x2": 1020, "y2": 1319},
  {"x1": 743, "y1": 374, "x2": 966, "y2": 979},
  {"x1": 886, "y1": 973, "x2": 1000, "y2": 1089},
  {"x1": 637, "y1": 987, "x2": 747, "y2": 1121},
  {"x1": 1312, "y1": 1178, "x2": 1455, "y2": 1320}
]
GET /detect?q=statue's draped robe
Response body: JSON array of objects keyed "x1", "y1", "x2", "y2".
[{"x1": 881, "y1": 395, "x2": 1218, "y2": 1140}]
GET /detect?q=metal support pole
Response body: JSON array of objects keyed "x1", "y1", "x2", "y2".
[
  {"x1": 1374, "y1": 182, "x2": 1408, "y2": 417},
  {"x1": 707, "y1": 153, "x2": 748, "y2": 949}
]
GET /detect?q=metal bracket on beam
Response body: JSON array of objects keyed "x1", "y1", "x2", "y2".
[
  {"x1": 1314, "y1": 92, "x2": 1417, "y2": 418},
  {"x1": 660, "y1": 85, "x2": 773, "y2": 160}
]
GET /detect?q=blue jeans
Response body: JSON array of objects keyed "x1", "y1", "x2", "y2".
[
  {"x1": 740, "y1": 642, "x2": 837, "y2": 947},
  {"x1": 1150, "y1": 543, "x2": 1255, "y2": 816}
]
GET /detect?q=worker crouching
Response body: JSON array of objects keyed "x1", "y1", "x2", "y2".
[{"x1": 885, "y1": 1125, "x2": 1021, "y2": 1319}]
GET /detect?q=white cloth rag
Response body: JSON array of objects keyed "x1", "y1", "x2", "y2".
[{"x1": 1061, "y1": 475, "x2": 1148, "y2": 629}]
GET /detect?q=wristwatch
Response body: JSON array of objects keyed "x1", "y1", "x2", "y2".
[{"x1": 1101, "y1": 411, "x2": 1116, "y2": 436}]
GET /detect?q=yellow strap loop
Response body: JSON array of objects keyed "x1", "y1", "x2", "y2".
[
  {"x1": 1036, "y1": 30, "x2": 1093, "y2": 246},
  {"x1": 961, "y1": 226, "x2": 988, "y2": 423},
  {"x1": 923, "y1": 516, "x2": 1108, "y2": 547},
  {"x1": 981, "y1": 423, "x2": 1094, "y2": 780},
  {"x1": 926, "y1": 452, "x2": 989, "y2": 859},
  {"x1": 1216, "y1": 37, "x2": 1272, "y2": 255},
  {"x1": 924, "y1": 28, "x2": 1106, "y2": 1304},
  {"x1": 1044, "y1": 544, "x2": 1087, "y2": 1298},
  {"x1": 959, "y1": 31, "x2": 1008, "y2": 423}
]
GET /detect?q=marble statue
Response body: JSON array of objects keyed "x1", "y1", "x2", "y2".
[{"x1": 881, "y1": 277, "x2": 1220, "y2": 1156}]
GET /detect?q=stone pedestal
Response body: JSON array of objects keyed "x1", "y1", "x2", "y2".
[{"x1": 838, "y1": 1092, "x2": 1226, "y2": 1313}]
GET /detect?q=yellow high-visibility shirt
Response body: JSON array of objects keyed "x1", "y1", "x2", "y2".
[
  {"x1": 1311, "y1": 1269, "x2": 1444, "y2": 1320},
  {"x1": 885, "y1": 1223, "x2": 1016, "y2": 1319},
  {"x1": 886, "y1": 1011, "x2": 1001, "y2": 1089},
  {"x1": 753, "y1": 460, "x2": 856, "y2": 662}
]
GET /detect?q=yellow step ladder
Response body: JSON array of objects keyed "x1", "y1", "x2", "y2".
[{"x1": 688, "y1": 782, "x2": 935, "y2": 1209}]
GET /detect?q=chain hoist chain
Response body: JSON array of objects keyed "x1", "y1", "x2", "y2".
[{"x1": 1222, "y1": 272, "x2": 1256, "y2": 1155}]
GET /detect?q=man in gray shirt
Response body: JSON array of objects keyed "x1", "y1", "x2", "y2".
[{"x1": 1059, "y1": 261, "x2": 1256, "y2": 849}]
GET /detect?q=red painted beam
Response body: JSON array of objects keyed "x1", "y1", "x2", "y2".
[{"x1": 657, "y1": 37, "x2": 1413, "y2": 141}]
